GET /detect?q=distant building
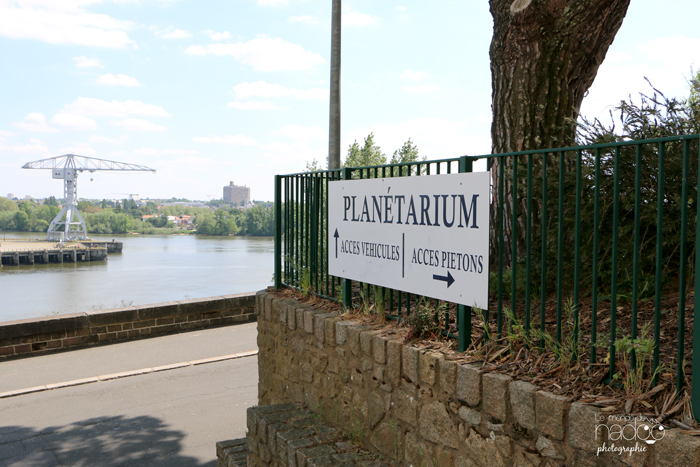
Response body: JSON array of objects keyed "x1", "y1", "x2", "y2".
[
  {"x1": 7, "y1": 193, "x2": 15, "y2": 199},
  {"x1": 223, "y1": 181, "x2": 251, "y2": 206}
]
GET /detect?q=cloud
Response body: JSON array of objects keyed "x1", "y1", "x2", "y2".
[
  {"x1": 97, "y1": 73, "x2": 142, "y2": 87},
  {"x1": 133, "y1": 148, "x2": 198, "y2": 156},
  {"x1": 112, "y1": 118, "x2": 167, "y2": 132},
  {"x1": 89, "y1": 135, "x2": 127, "y2": 144},
  {"x1": 205, "y1": 30, "x2": 231, "y2": 41},
  {"x1": 274, "y1": 125, "x2": 325, "y2": 142},
  {"x1": 159, "y1": 28, "x2": 192, "y2": 39},
  {"x1": 185, "y1": 35, "x2": 325, "y2": 71},
  {"x1": 343, "y1": 6, "x2": 379, "y2": 27},
  {"x1": 0, "y1": 141, "x2": 50, "y2": 157},
  {"x1": 396, "y1": 6, "x2": 406, "y2": 12},
  {"x1": 193, "y1": 135, "x2": 257, "y2": 145},
  {"x1": 63, "y1": 97, "x2": 170, "y2": 118},
  {"x1": 581, "y1": 35, "x2": 700, "y2": 121},
  {"x1": 258, "y1": 0, "x2": 288, "y2": 6},
  {"x1": 16, "y1": 113, "x2": 58, "y2": 133},
  {"x1": 402, "y1": 84, "x2": 440, "y2": 94},
  {"x1": 73, "y1": 55, "x2": 103, "y2": 68},
  {"x1": 232, "y1": 81, "x2": 326, "y2": 100},
  {"x1": 0, "y1": 1, "x2": 135, "y2": 48},
  {"x1": 51, "y1": 113, "x2": 98, "y2": 130},
  {"x1": 227, "y1": 101, "x2": 287, "y2": 110},
  {"x1": 288, "y1": 15, "x2": 319, "y2": 25},
  {"x1": 401, "y1": 70, "x2": 426, "y2": 82}
]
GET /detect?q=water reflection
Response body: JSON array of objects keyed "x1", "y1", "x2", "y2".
[{"x1": 0, "y1": 232, "x2": 274, "y2": 322}]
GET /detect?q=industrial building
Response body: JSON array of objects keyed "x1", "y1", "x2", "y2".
[{"x1": 223, "y1": 181, "x2": 251, "y2": 206}]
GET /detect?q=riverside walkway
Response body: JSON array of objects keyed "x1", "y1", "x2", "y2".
[{"x1": 0, "y1": 322, "x2": 258, "y2": 466}]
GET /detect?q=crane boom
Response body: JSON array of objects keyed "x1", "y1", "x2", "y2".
[
  {"x1": 22, "y1": 154, "x2": 155, "y2": 172},
  {"x1": 22, "y1": 154, "x2": 156, "y2": 241}
]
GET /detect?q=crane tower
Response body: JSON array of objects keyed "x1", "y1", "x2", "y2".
[{"x1": 22, "y1": 154, "x2": 156, "y2": 241}]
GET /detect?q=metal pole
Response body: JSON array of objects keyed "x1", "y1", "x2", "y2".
[{"x1": 328, "y1": 0, "x2": 341, "y2": 170}]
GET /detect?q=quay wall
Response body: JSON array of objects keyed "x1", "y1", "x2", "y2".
[
  {"x1": 254, "y1": 289, "x2": 700, "y2": 467},
  {"x1": 0, "y1": 292, "x2": 256, "y2": 361}
]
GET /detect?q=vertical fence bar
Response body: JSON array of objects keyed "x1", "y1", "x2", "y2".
[
  {"x1": 274, "y1": 175, "x2": 282, "y2": 289},
  {"x1": 498, "y1": 158, "x2": 505, "y2": 338},
  {"x1": 540, "y1": 153, "x2": 548, "y2": 351},
  {"x1": 556, "y1": 151, "x2": 565, "y2": 345},
  {"x1": 591, "y1": 149, "x2": 601, "y2": 363},
  {"x1": 295, "y1": 176, "x2": 300, "y2": 286},
  {"x1": 458, "y1": 155, "x2": 473, "y2": 352},
  {"x1": 573, "y1": 149, "x2": 582, "y2": 358},
  {"x1": 692, "y1": 138, "x2": 700, "y2": 420},
  {"x1": 609, "y1": 146, "x2": 622, "y2": 381},
  {"x1": 342, "y1": 167, "x2": 353, "y2": 311},
  {"x1": 525, "y1": 155, "x2": 533, "y2": 339},
  {"x1": 511, "y1": 155, "x2": 518, "y2": 333},
  {"x1": 631, "y1": 144, "x2": 642, "y2": 368},
  {"x1": 677, "y1": 139, "x2": 690, "y2": 395},
  {"x1": 652, "y1": 142, "x2": 666, "y2": 384}
]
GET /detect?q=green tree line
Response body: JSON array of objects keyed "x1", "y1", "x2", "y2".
[{"x1": 0, "y1": 197, "x2": 274, "y2": 237}]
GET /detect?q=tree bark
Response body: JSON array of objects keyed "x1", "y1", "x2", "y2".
[{"x1": 489, "y1": 0, "x2": 631, "y2": 267}]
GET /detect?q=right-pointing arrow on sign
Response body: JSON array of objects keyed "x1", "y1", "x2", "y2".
[{"x1": 433, "y1": 271, "x2": 455, "y2": 288}]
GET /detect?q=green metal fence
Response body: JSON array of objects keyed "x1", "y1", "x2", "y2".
[{"x1": 274, "y1": 134, "x2": 700, "y2": 419}]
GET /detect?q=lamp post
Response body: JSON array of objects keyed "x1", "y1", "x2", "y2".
[{"x1": 328, "y1": 0, "x2": 341, "y2": 170}]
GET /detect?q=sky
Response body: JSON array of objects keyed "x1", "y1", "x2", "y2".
[{"x1": 1, "y1": 0, "x2": 700, "y2": 203}]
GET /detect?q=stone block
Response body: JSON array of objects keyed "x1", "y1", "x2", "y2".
[
  {"x1": 568, "y1": 402, "x2": 604, "y2": 452},
  {"x1": 288, "y1": 437, "x2": 314, "y2": 467},
  {"x1": 458, "y1": 406, "x2": 481, "y2": 427},
  {"x1": 287, "y1": 305, "x2": 297, "y2": 331},
  {"x1": 386, "y1": 340, "x2": 402, "y2": 386},
  {"x1": 456, "y1": 364, "x2": 482, "y2": 407},
  {"x1": 463, "y1": 428, "x2": 511, "y2": 467},
  {"x1": 405, "y1": 431, "x2": 434, "y2": 467},
  {"x1": 372, "y1": 334, "x2": 387, "y2": 364},
  {"x1": 297, "y1": 445, "x2": 336, "y2": 467},
  {"x1": 368, "y1": 391, "x2": 386, "y2": 429},
  {"x1": 535, "y1": 435, "x2": 564, "y2": 460},
  {"x1": 419, "y1": 401, "x2": 459, "y2": 449},
  {"x1": 296, "y1": 308, "x2": 305, "y2": 331},
  {"x1": 509, "y1": 380, "x2": 537, "y2": 431},
  {"x1": 370, "y1": 422, "x2": 400, "y2": 457},
  {"x1": 277, "y1": 428, "x2": 315, "y2": 464},
  {"x1": 347, "y1": 325, "x2": 366, "y2": 356},
  {"x1": 304, "y1": 310, "x2": 315, "y2": 334},
  {"x1": 324, "y1": 317, "x2": 338, "y2": 346},
  {"x1": 535, "y1": 391, "x2": 570, "y2": 441},
  {"x1": 264, "y1": 295, "x2": 274, "y2": 322},
  {"x1": 391, "y1": 389, "x2": 418, "y2": 424},
  {"x1": 402, "y1": 345, "x2": 419, "y2": 383},
  {"x1": 335, "y1": 320, "x2": 354, "y2": 345},
  {"x1": 439, "y1": 358, "x2": 457, "y2": 398},
  {"x1": 419, "y1": 351, "x2": 440, "y2": 386},
  {"x1": 360, "y1": 330, "x2": 375, "y2": 357},
  {"x1": 482, "y1": 373, "x2": 511, "y2": 422},
  {"x1": 652, "y1": 428, "x2": 699, "y2": 467}
]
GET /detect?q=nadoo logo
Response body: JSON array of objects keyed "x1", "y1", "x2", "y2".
[{"x1": 594, "y1": 414, "x2": 665, "y2": 456}]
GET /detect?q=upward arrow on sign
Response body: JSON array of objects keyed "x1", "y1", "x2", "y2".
[{"x1": 334, "y1": 229, "x2": 339, "y2": 258}]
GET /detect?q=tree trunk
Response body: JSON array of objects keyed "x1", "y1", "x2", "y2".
[{"x1": 489, "y1": 0, "x2": 631, "y2": 267}]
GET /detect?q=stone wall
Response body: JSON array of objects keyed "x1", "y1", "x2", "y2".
[
  {"x1": 0, "y1": 292, "x2": 255, "y2": 360},
  {"x1": 256, "y1": 290, "x2": 700, "y2": 467}
]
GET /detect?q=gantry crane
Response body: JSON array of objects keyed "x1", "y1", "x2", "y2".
[{"x1": 22, "y1": 154, "x2": 156, "y2": 241}]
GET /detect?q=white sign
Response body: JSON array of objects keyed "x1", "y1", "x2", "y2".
[{"x1": 328, "y1": 172, "x2": 490, "y2": 309}]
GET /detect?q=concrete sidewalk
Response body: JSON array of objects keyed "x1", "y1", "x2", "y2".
[{"x1": 0, "y1": 323, "x2": 259, "y2": 466}]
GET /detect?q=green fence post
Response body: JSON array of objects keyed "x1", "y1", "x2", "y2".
[
  {"x1": 274, "y1": 174, "x2": 282, "y2": 290},
  {"x1": 458, "y1": 155, "x2": 473, "y2": 352},
  {"x1": 694, "y1": 141, "x2": 700, "y2": 419},
  {"x1": 341, "y1": 167, "x2": 353, "y2": 311}
]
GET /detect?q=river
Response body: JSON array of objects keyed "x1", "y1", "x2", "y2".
[{"x1": 0, "y1": 232, "x2": 274, "y2": 323}]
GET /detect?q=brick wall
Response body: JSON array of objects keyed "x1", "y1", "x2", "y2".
[
  {"x1": 255, "y1": 289, "x2": 700, "y2": 467},
  {"x1": 0, "y1": 292, "x2": 256, "y2": 360}
]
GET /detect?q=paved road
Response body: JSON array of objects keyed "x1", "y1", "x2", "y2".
[{"x1": 0, "y1": 323, "x2": 259, "y2": 466}]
